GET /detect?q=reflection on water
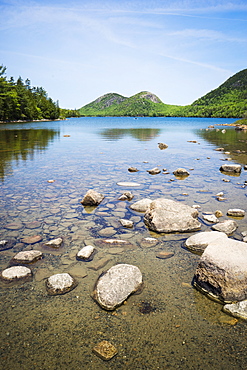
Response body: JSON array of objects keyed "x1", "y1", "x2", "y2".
[
  {"x1": 197, "y1": 127, "x2": 247, "y2": 165},
  {"x1": 0, "y1": 117, "x2": 247, "y2": 369},
  {"x1": 99, "y1": 127, "x2": 161, "y2": 141},
  {"x1": 0, "y1": 128, "x2": 59, "y2": 180}
]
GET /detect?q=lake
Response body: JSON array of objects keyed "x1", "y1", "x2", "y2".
[{"x1": 0, "y1": 116, "x2": 247, "y2": 369}]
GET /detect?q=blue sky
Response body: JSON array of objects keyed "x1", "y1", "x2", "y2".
[{"x1": 0, "y1": 0, "x2": 246, "y2": 109}]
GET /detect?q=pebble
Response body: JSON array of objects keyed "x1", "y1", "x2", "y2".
[
  {"x1": 43, "y1": 237, "x2": 63, "y2": 248},
  {"x1": 93, "y1": 340, "x2": 118, "y2": 361}
]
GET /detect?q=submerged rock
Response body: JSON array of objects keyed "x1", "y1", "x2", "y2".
[
  {"x1": 43, "y1": 237, "x2": 63, "y2": 248},
  {"x1": 1, "y1": 266, "x2": 32, "y2": 282},
  {"x1": 77, "y1": 245, "x2": 95, "y2": 261},
  {"x1": 118, "y1": 191, "x2": 134, "y2": 201},
  {"x1": 147, "y1": 167, "x2": 161, "y2": 175},
  {"x1": 211, "y1": 219, "x2": 237, "y2": 235},
  {"x1": 12, "y1": 250, "x2": 43, "y2": 264},
  {"x1": 173, "y1": 168, "x2": 190, "y2": 177},
  {"x1": 46, "y1": 273, "x2": 77, "y2": 295},
  {"x1": 81, "y1": 189, "x2": 104, "y2": 206},
  {"x1": 128, "y1": 167, "x2": 138, "y2": 172},
  {"x1": 158, "y1": 142, "x2": 168, "y2": 150},
  {"x1": 227, "y1": 209, "x2": 245, "y2": 217},
  {"x1": 21, "y1": 235, "x2": 42, "y2": 244},
  {"x1": 185, "y1": 231, "x2": 228, "y2": 254},
  {"x1": 193, "y1": 238, "x2": 247, "y2": 303},
  {"x1": 220, "y1": 164, "x2": 242, "y2": 173},
  {"x1": 139, "y1": 237, "x2": 159, "y2": 248},
  {"x1": 93, "y1": 340, "x2": 118, "y2": 361},
  {"x1": 93, "y1": 263, "x2": 143, "y2": 310},
  {"x1": 144, "y1": 198, "x2": 201, "y2": 233},
  {"x1": 130, "y1": 198, "x2": 152, "y2": 212},
  {"x1": 202, "y1": 214, "x2": 219, "y2": 223},
  {"x1": 119, "y1": 219, "x2": 134, "y2": 228},
  {"x1": 117, "y1": 182, "x2": 141, "y2": 187},
  {"x1": 0, "y1": 239, "x2": 15, "y2": 251}
]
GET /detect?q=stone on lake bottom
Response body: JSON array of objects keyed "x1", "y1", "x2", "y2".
[
  {"x1": 0, "y1": 239, "x2": 15, "y2": 251},
  {"x1": 81, "y1": 189, "x2": 104, "y2": 206},
  {"x1": 46, "y1": 273, "x2": 77, "y2": 295},
  {"x1": 94, "y1": 239, "x2": 135, "y2": 250},
  {"x1": 119, "y1": 219, "x2": 133, "y2": 228},
  {"x1": 118, "y1": 191, "x2": 134, "y2": 201},
  {"x1": 128, "y1": 167, "x2": 138, "y2": 172},
  {"x1": 12, "y1": 250, "x2": 43, "y2": 264},
  {"x1": 139, "y1": 237, "x2": 159, "y2": 248},
  {"x1": 77, "y1": 245, "x2": 95, "y2": 260},
  {"x1": 43, "y1": 237, "x2": 63, "y2": 248},
  {"x1": 21, "y1": 235, "x2": 42, "y2": 244},
  {"x1": 5, "y1": 222, "x2": 23, "y2": 230},
  {"x1": 1, "y1": 266, "x2": 32, "y2": 282},
  {"x1": 88, "y1": 257, "x2": 111, "y2": 271},
  {"x1": 117, "y1": 182, "x2": 141, "y2": 187},
  {"x1": 93, "y1": 340, "x2": 118, "y2": 361},
  {"x1": 156, "y1": 251, "x2": 174, "y2": 259},
  {"x1": 93, "y1": 264, "x2": 143, "y2": 310},
  {"x1": 158, "y1": 142, "x2": 168, "y2": 150}
]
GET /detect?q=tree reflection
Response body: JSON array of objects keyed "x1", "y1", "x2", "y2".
[
  {"x1": 99, "y1": 128, "x2": 161, "y2": 141},
  {"x1": 197, "y1": 128, "x2": 247, "y2": 165},
  {"x1": 0, "y1": 128, "x2": 59, "y2": 180}
]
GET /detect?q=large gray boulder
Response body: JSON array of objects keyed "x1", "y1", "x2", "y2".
[
  {"x1": 81, "y1": 189, "x2": 104, "y2": 206},
  {"x1": 193, "y1": 238, "x2": 247, "y2": 303},
  {"x1": 144, "y1": 198, "x2": 201, "y2": 233},
  {"x1": 93, "y1": 264, "x2": 143, "y2": 310},
  {"x1": 185, "y1": 231, "x2": 227, "y2": 254}
]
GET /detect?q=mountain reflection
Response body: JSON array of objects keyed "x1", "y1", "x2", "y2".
[
  {"x1": 197, "y1": 128, "x2": 247, "y2": 165},
  {"x1": 99, "y1": 128, "x2": 161, "y2": 141},
  {"x1": 0, "y1": 128, "x2": 59, "y2": 180}
]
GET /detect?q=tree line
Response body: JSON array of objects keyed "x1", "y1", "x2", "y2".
[{"x1": 0, "y1": 65, "x2": 60, "y2": 122}]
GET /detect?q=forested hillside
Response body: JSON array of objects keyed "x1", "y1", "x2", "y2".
[
  {"x1": 78, "y1": 69, "x2": 247, "y2": 118},
  {"x1": 0, "y1": 65, "x2": 60, "y2": 122}
]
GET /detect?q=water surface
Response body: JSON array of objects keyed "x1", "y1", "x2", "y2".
[{"x1": 0, "y1": 117, "x2": 247, "y2": 369}]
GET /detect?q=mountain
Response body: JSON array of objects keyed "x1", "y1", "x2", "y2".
[
  {"x1": 78, "y1": 69, "x2": 247, "y2": 118},
  {"x1": 182, "y1": 68, "x2": 247, "y2": 118},
  {"x1": 78, "y1": 91, "x2": 182, "y2": 117}
]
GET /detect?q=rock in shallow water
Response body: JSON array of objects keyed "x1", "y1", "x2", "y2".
[
  {"x1": 211, "y1": 219, "x2": 237, "y2": 235},
  {"x1": 77, "y1": 245, "x2": 95, "y2": 260},
  {"x1": 1, "y1": 266, "x2": 32, "y2": 281},
  {"x1": 12, "y1": 250, "x2": 43, "y2": 264},
  {"x1": 93, "y1": 264, "x2": 143, "y2": 310},
  {"x1": 81, "y1": 189, "x2": 104, "y2": 206},
  {"x1": 227, "y1": 209, "x2": 245, "y2": 217},
  {"x1": 130, "y1": 198, "x2": 152, "y2": 212},
  {"x1": 144, "y1": 198, "x2": 201, "y2": 233},
  {"x1": 223, "y1": 300, "x2": 247, "y2": 320},
  {"x1": 220, "y1": 164, "x2": 242, "y2": 173},
  {"x1": 93, "y1": 340, "x2": 118, "y2": 361},
  {"x1": 46, "y1": 273, "x2": 77, "y2": 295},
  {"x1": 193, "y1": 238, "x2": 247, "y2": 303},
  {"x1": 185, "y1": 231, "x2": 227, "y2": 254}
]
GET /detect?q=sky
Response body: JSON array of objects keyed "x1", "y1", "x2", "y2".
[{"x1": 0, "y1": 0, "x2": 247, "y2": 109}]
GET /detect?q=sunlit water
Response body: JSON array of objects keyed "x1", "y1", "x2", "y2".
[{"x1": 0, "y1": 117, "x2": 247, "y2": 369}]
